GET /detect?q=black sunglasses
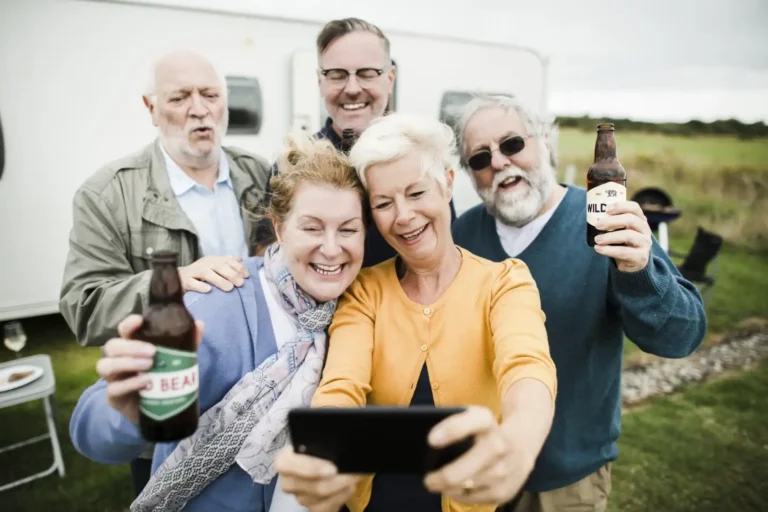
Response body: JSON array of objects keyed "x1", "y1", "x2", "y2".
[{"x1": 467, "y1": 135, "x2": 532, "y2": 171}]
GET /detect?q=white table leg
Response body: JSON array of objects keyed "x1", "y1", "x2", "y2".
[
  {"x1": 658, "y1": 222, "x2": 669, "y2": 253},
  {"x1": 44, "y1": 396, "x2": 66, "y2": 477}
]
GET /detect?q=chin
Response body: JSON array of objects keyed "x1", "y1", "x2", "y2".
[{"x1": 496, "y1": 199, "x2": 542, "y2": 226}]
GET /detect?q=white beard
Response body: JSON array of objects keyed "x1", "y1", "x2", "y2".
[
  {"x1": 475, "y1": 154, "x2": 557, "y2": 227},
  {"x1": 159, "y1": 112, "x2": 229, "y2": 168}
]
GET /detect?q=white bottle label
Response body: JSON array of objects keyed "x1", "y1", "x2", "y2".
[{"x1": 586, "y1": 181, "x2": 626, "y2": 227}]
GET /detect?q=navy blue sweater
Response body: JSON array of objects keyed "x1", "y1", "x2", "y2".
[{"x1": 452, "y1": 185, "x2": 707, "y2": 492}]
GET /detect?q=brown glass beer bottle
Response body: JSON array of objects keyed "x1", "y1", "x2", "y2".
[
  {"x1": 586, "y1": 123, "x2": 627, "y2": 247},
  {"x1": 137, "y1": 251, "x2": 199, "y2": 442}
]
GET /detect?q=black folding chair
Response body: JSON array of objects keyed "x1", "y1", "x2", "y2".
[{"x1": 670, "y1": 227, "x2": 724, "y2": 308}]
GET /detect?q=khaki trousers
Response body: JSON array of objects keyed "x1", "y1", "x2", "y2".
[{"x1": 503, "y1": 463, "x2": 612, "y2": 512}]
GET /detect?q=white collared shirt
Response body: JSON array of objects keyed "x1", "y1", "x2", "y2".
[{"x1": 161, "y1": 145, "x2": 248, "y2": 258}]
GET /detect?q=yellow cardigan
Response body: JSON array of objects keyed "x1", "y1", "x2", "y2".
[{"x1": 312, "y1": 247, "x2": 557, "y2": 512}]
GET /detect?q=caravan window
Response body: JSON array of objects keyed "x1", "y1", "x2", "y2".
[
  {"x1": 226, "y1": 76, "x2": 262, "y2": 135},
  {"x1": 439, "y1": 90, "x2": 513, "y2": 132}
]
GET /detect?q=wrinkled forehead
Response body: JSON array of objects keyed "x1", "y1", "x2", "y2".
[
  {"x1": 464, "y1": 107, "x2": 530, "y2": 153},
  {"x1": 319, "y1": 31, "x2": 389, "y2": 69},
  {"x1": 154, "y1": 59, "x2": 222, "y2": 95},
  {"x1": 366, "y1": 153, "x2": 435, "y2": 194}
]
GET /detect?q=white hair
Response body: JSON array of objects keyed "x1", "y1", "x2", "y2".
[
  {"x1": 348, "y1": 113, "x2": 460, "y2": 190},
  {"x1": 455, "y1": 94, "x2": 558, "y2": 170},
  {"x1": 142, "y1": 50, "x2": 228, "y2": 103}
]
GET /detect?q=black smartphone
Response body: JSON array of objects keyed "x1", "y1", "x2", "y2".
[{"x1": 287, "y1": 406, "x2": 474, "y2": 474}]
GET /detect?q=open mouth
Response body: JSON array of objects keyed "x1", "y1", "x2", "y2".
[
  {"x1": 341, "y1": 103, "x2": 368, "y2": 111},
  {"x1": 398, "y1": 224, "x2": 429, "y2": 245},
  {"x1": 191, "y1": 127, "x2": 213, "y2": 136},
  {"x1": 310, "y1": 263, "x2": 345, "y2": 276},
  {"x1": 498, "y1": 176, "x2": 525, "y2": 191}
]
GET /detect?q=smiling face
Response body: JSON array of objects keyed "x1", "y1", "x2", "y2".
[
  {"x1": 275, "y1": 183, "x2": 365, "y2": 302},
  {"x1": 366, "y1": 153, "x2": 454, "y2": 268},
  {"x1": 318, "y1": 31, "x2": 396, "y2": 136},
  {"x1": 463, "y1": 106, "x2": 556, "y2": 227}
]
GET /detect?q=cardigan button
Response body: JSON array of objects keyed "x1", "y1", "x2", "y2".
[
  {"x1": 420, "y1": 344, "x2": 428, "y2": 352},
  {"x1": 423, "y1": 307, "x2": 431, "y2": 315},
  {"x1": 431, "y1": 383, "x2": 439, "y2": 390}
]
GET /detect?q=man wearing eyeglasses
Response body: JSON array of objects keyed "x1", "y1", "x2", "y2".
[
  {"x1": 451, "y1": 95, "x2": 707, "y2": 511},
  {"x1": 254, "y1": 17, "x2": 456, "y2": 266}
]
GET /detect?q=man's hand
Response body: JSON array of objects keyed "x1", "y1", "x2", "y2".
[
  {"x1": 594, "y1": 201, "x2": 653, "y2": 273},
  {"x1": 178, "y1": 256, "x2": 249, "y2": 293}
]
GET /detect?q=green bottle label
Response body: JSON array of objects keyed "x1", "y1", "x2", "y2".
[{"x1": 139, "y1": 346, "x2": 198, "y2": 422}]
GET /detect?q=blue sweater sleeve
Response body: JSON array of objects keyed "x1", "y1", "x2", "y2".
[
  {"x1": 69, "y1": 378, "x2": 150, "y2": 465},
  {"x1": 608, "y1": 239, "x2": 707, "y2": 358},
  {"x1": 69, "y1": 261, "x2": 265, "y2": 470}
]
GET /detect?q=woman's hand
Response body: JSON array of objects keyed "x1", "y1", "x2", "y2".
[
  {"x1": 423, "y1": 406, "x2": 535, "y2": 505},
  {"x1": 96, "y1": 314, "x2": 203, "y2": 423},
  {"x1": 275, "y1": 447, "x2": 361, "y2": 512}
]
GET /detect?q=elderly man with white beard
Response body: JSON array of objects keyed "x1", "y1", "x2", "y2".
[
  {"x1": 451, "y1": 95, "x2": 707, "y2": 512},
  {"x1": 59, "y1": 50, "x2": 271, "y2": 495}
]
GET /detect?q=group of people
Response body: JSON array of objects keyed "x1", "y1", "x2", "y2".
[{"x1": 62, "y1": 16, "x2": 708, "y2": 512}]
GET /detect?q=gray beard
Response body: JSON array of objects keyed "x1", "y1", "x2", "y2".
[{"x1": 477, "y1": 160, "x2": 557, "y2": 228}]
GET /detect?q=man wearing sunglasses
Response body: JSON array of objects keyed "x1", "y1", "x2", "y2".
[
  {"x1": 452, "y1": 95, "x2": 707, "y2": 512},
  {"x1": 253, "y1": 17, "x2": 456, "y2": 266}
]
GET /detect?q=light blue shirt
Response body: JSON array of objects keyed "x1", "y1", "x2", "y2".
[{"x1": 161, "y1": 145, "x2": 248, "y2": 258}]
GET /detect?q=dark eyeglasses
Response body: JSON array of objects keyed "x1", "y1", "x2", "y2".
[
  {"x1": 319, "y1": 67, "x2": 386, "y2": 89},
  {"x1": 467, "y1": 135, "x2": 533, "y2": 171}
]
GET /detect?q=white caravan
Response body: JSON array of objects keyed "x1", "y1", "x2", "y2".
[{"x1": 0, "y1": 0, "x2": 549, "y2": 321}]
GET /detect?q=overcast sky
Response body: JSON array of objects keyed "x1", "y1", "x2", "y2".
[{"x1": 247, "y1": 0, "x2": 768, "y2": 122}]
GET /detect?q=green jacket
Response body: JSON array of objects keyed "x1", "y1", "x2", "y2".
[{"x1": 59, "y1": 140, "x2": 270, "y2": 347}]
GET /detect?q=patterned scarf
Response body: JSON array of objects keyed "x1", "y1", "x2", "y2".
[{"x1": 131, "y1": 244, "x2": 337, "y2": 511}]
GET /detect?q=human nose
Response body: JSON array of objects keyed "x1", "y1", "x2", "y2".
[
  {"x1": 490, "y1": 146, "x2": 510, "y2": 171},
  {"x1": 320, "y1": 232, "x2": 342, "y2": 259},
  {"x1": 394, "y1": 197, "x2": 415, "y2": 226},
  {"x1": 188, "y1": 92, "x2": 208, "y2": 118},
  {"x1": 343, "y1": 74, "x2": 363, "y2": 95}
]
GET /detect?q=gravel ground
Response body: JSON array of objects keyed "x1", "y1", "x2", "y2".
[{"x1": 622, "y1": 332, "x2": 768, "y2": 405}]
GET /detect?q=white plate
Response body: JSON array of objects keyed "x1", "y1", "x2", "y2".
[{"x1": 0, "y1": 364, "x2": 44, "y2": 393}]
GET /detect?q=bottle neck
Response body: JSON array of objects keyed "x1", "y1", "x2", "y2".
[
  {"x1": 148, "y1": 264, "x2": 183, "y2": 304},
  {"x1": 594, "y1": 132, "x2": 617, "y2": 162}
]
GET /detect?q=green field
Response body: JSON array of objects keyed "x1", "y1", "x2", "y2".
[
  {"x1": 2, "y1": 321, "x2": 766, "y2": 512},
  {"x1": 557, "y1": 128, "x2": 768, "y2": 252},
  {"x1": 1, "y1": 130, "x2": 766, "y2": 510},
  {"x1": 559, "y1": 128, "x2": 768, "y2": 357}
]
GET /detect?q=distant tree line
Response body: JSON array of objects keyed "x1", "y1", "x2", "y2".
[{"x1": 554, "y1": 115, "x2": 768, "y2": 139}]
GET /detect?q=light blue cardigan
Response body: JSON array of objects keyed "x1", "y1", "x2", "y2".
[{"x1": 70, "y1": 257, "x2": 280, "y2": 511}]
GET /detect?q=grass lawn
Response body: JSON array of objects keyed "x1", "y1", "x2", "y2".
[
  {"x1": 610, "y1": 362, "x2": 768, "y2": 511},
  {"x1": 622, "y1": 234, "x2": 768, "y2": 362},
  {"x1": 0, "y1": 315, "x2": 133, "y2": 512},
  {"x1": 557, "y1": 128, "x2": 768, "y2": 252},
  {"x1": 557, "y1": 128, "x2": 768, "y2": 360},
  {"x1": 1, "y1": 321, "x2": 766, "y2": 511}
]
